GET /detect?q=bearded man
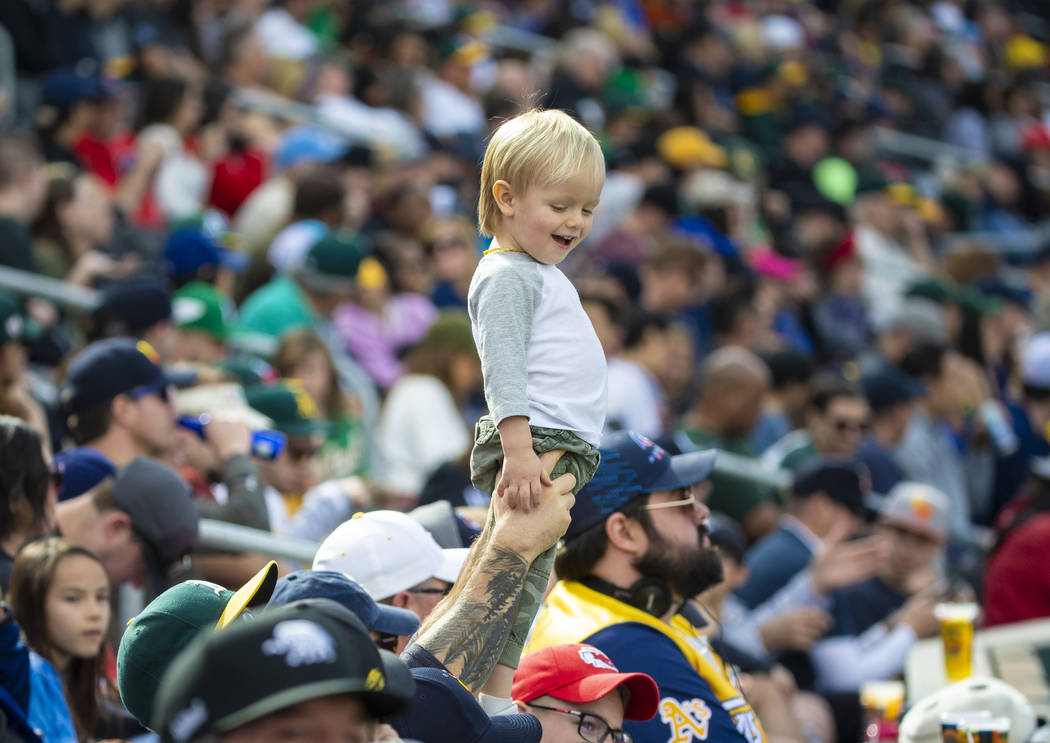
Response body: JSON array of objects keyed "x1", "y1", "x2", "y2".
[{"x1": 525, "y1": 432, "x2": 767, "y2": 743}]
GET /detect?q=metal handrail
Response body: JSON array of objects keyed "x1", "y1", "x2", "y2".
[
  {"x1": 873, "y1": 126, "x2": 988, "y2": 167},
  {"x1": 0, "y1": 265, "x2": 101, "y2": 311},
  {"x1": 198, "y1": 519, "x2": 318, "y2": 564},
  {"x1": 193, "y1": 452, "x2": 795, "y2": 560}
]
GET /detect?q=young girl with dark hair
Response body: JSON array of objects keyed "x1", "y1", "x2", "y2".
[{"x1": 9, "y1": 538, "x2": 112, "y2": 742}]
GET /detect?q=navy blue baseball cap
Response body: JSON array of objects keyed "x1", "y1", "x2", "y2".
[
  {"x1": 60, "y1": 337, "x2": 193, "y2": 415},
  {"x1": 792, "y1": 457, "x2": 869, "y2": 516},
  {"x1": 565, "y1": 432, "x2": 717, "y2": 541},
  {"x1": 53, "y1": 447, "x2": 116, "y2": 501},
  {"x1": 861, "y1": 367, "x2": 923, "y2": 413},
  {"x1": 269, "y1": 570, "x2": 420, "y2": 637},
  {"x1": 41, "y1": 68, "x2": 116, "y2": 112},
  {"x1": 92, "y1": 278, "x2": 172, "y2": 337},
  {"x1": 391, "y1": 667, "x2": 541, "y2": 743}
]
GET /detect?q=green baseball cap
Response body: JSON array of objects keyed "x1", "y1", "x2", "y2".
[
  {"x1": 217, "y1": 355, "x2": 277, "y2": 386},
  {"x1": 245, "y1": 380, "x2": 327, "y2": 437},
  {"x1": 419, "y1": 311, "x2": 477, "y2": 358},
  {"x1": 117, "y1": 560, "x2": 279, "y2": 729},
  {"x1": 854, "y1": 171, "x2": 891, "y2": 196},
  {"x1": 0, "y1": 293, "x2": 40, "y2": 346},
  {"x1": 905, "y1": 277, "x2": 955, "y2": 305},
  {"x1": 172, "y1": 281, "x2": 235, "y2": 340},
  {"x1": 905, "y1": 278, "x2": 1002, "y2": 319},
  {"x1": 298, "y1": 230, "x2": 368, "y2": 294}
]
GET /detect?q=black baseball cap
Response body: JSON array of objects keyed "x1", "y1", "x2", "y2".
[
  {"x1": 92, "y1": 277, "x2": 172, "y2": 337},
  {"x1": 154, "y1": 599, "x2": 413, "y2": 743},
  {"x1": 270, "y1": 570, "x2": 420, "y2": 637},
  {"x1": 112, "y1": 457, "x2": 199, "y2": 586},
  {"x1": 60, "y1": 337, "x2": 193, "y2": 415},
  {"x1": 391, "y1": 667, "x2": 541, "y2": 743},
  {"x1": 791, "y1": 457, "x2": 869, "y2": 516},
  {"x1": 565, "y1": 431, "x2": 716, "y2": 541}
]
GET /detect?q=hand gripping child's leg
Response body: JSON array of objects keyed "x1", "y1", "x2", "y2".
[{"x1": 496, "y1": 448, "x2": 567, "y2": 669}]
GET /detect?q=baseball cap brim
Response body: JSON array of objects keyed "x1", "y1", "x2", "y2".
[
  {"x1": 372, "y1": 604, "x2": 421, "y2": 637},
  {"x1": 435, "y1": 548, "x2": 469, "y2": 584},
  {"x1": 542, "y1": 672, "x2": 660, "y2": 722},
  {"x1": 879, "y1": 513, "x2": 947, "y2": 543},
  {"x1": 216, "y1": 560, "x2": 279, "y2": 629},
  {"x1": 165, "y1": 367, "x2": 200, "y2": 389},
  {"x1": 216, "y1": 678, "x2": 406, "y2": 734},
  {"x1": 647, "y1": 449, "x2": 717, "y2": 493},
  {"x1": 136, "y1": 532, "x2": 171, "y2": 591},
  {"x1": 379, "y1": 649, "x2": 417, "y2": 704},
  {"x1": 278, "y1": 419, "x2": 330, "y2": 438},
  {"x1": 481, "y1": 712, "x2": 542, "y2": 743}
]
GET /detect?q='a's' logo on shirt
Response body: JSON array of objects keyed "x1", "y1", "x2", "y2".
[{"x1": 659, "y1": 697, "x2": 712, "y2": 743}]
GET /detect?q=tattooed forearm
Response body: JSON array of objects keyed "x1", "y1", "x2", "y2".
[{"x1": 415, "y1": 544, "x2": 528, "y2": 689}]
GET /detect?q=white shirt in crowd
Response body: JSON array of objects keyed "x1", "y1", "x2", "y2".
[
  {"x1": 605, "y1": 357, "x2": 665, "y2": 439},
  {"x1": 375, "y1": 374, "x2": 472, "y2": 495}
]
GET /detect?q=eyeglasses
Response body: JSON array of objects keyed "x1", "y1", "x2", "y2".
[
  {"x1": 126, "y1": 384, "x2": 170, "y2": 403},
  {"x1": 831, "y1": 417, "x2": 870, "y2": 434},
  {"x1": 407, "y1": 585, "x2": 452, "y2": 596},
  {"x1": 376, "y1": 633, "x2": 399, "y2": 652},
  {"x1": 287, "y1": 445, "x2": 321, "y2": 462},
  {"x1": 640, "y1": 484, "x2": 699, "y2": 512},
  {"x1": 526, "y1": 703, "x2": 633, "y2": 743}
]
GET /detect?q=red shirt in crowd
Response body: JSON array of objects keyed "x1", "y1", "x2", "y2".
[{"x1": 983, "y1": 513, "x2": 1050, "y2": 627}]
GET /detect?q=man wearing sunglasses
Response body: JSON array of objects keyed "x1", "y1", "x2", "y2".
[
  {"x1": 60, "y1": 336, "x2": 187, "y2": 467},
  {"x1": 245, "y1": 380, "x2": 374, "y2": 542},
  {"x1": 512, "y1": 643, "x2": 659, "y2": 743},
  {"x1": 763, "y1": 376, "x2": 871, "y2": 473},
  {"x1": 525, "y1": 431, "x2": 767, "y2": 743}
]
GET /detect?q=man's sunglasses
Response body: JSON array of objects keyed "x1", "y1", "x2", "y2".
[
  {"x1": 287, "y1": 445, "x2": 322, "y2": 462},
  {"x1": 830, "y1": 417, "x2": 869, "y2": 434},
  {"x1": 126, "y1": 384, "x2": 171, "y2": 403}
]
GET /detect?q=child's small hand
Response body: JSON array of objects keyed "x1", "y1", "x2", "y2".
[{"x1": 496, "y1": 447, "x2": 553, "y2": 511}]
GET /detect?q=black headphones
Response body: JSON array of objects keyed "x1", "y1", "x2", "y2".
[{"x1": 582, "y1": 575, "x2": 674, "y2": 618}]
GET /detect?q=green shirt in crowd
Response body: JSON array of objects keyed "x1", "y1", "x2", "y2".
[
  {"x1": 761, "y1": 430, "x2": 818, "y2": 472},
  {"x1": 235, "y1": 276, "x2": 316, "y2": 355}
]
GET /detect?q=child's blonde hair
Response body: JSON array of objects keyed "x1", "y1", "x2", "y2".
[{"x1": 478, "y1": 109, "x2": 605, "y2": 237}]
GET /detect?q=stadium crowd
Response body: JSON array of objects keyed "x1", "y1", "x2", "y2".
[{"x1": 1, "y1": 0, "x2": 1050, "y2": 741}]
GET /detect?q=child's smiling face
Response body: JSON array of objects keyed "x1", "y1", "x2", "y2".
[{"x1": 493, "y1": 170, "x2": 602, "y2": 265}]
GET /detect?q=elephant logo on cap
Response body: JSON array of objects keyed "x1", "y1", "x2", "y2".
[{"x1": 262, "y1": 620, "x2": 337, "y2": 668}]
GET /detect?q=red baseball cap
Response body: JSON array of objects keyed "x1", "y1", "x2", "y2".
[{"x1": 512, "y1": 644, "x2": 660, "y2": 722}]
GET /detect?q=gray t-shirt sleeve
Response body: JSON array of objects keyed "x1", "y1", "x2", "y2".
[{"x1": 468, "y1": 255, "x2": 542, "y2": 425}]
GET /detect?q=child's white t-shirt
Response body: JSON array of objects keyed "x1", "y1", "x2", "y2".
[{"x1": 468, "y1": 250, "x2": 607, "y2": 445}]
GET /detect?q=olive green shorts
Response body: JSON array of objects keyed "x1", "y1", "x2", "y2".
[{"x1": 469, "y1": 415, "x2": 600, "y2": 497}]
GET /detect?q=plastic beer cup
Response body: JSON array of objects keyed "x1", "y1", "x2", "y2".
[{"x1": 934, "y1": 603, "x2": 979, "y2": 681}]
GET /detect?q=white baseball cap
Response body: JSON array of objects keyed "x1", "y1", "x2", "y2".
[
  {"x1": 899, "y1": 677, "x2": 1036, "y2": 743},
  {"x1": 313, "y1": 511, "x2": 467, "y2": 601},
  {"x1": 879, "y1": 482, "x2": 951, "y2": 542}
]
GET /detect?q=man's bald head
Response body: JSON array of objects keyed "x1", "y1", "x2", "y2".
[{"x1": 696, "y1": 347, "x2": 770, "y2": 437}]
